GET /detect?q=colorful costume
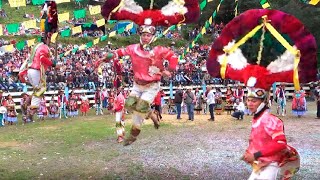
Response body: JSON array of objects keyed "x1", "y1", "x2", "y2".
[
  {"x1": 80, "y1": 95, "x2": 90, "y2": 114},
  {"x1": 19, "y1": 42, "x2": 54, "y2": 108},
  {"x1": 114, "y1": 91, "x2": 125, "y2": 143},
  {"x1": 6, "y1": 99, "x2": 17, "y2": 124},
  {"x1": 48, "y1": 99, "x2": 59, "y2": 118},
  {"x1": 292, "y1": 89, "x2": 307, "y2": 117},
  {"x1": 206, "y1": 9, "x2": 318, "y2": 179},
  {"x1": 68, "y1": 94, "x2": 79, "y2": 117},
  {"x1": 99, "y1": 0, "x2": 200, "y2": 145},
  {"x1": 38, "y1": 98, "x2": 48, "y2": 119},
  {"x1": 94, "y1": 89, "x2": 103, "y2": 115}
]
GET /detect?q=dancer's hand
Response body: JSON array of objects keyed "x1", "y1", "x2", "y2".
[{"x1": 242, "y1": 151, "x2": 255, "y2": 164}]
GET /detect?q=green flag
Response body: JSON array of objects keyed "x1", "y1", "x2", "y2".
[
  {"x1": 107, "y1": 20, "x2": 117, "y2": 24},
  {"x1": 61, "y1": 29, "x2": 71, "y2": 37},
  {"x1": 74, "y1": 9, "x2": 86, "y2": 19},
  {"x1": 200, "y1": 0, "x2": 207, "y2": 10},
  {"x1": 32, "y1": 0, "x2": 45, "y2": 5},
  {"x1": 0, "y1": 0, "x2": 2, "y2": 9},
  {"x1": 16, "y1": 41, "x2": 25, "y2": 51},
  {"x1": 72, "y1": 48, "x2": 78, "y2": 53},
  {"x1": 86, "y1": 41, "x2": 93, "y2": 48},
  {"x1": 6, "y1": 23, "x2": 19, "y2": 34},
  {"x1": 82, "y1": 23, "x2": 92, "y2": 28},
  {"x1": 100, "y1": 35, "x2": 108, "y2": 41}
]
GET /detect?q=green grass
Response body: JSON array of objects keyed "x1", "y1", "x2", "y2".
[{"x1": 0, "y1": 109, "x2": 180, "y2": 179}]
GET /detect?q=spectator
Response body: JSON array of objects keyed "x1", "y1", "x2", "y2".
[
  {"x1": 184, "y1": 87, "x2": 196, "y2": 121},
  {"x1": 206, "y1": 86, "x2": 215, "y2": 121},
  {"x1": 231, "y1": 99, "x2": 245, "y2": 120},
  {"x1": 174, "y1": 85, "x2": 183, "y2": 120}
]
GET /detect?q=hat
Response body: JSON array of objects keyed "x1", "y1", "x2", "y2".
[
  {"x1": 207, "y1": 9, "x2": 317, "y2": 91},
  {"x1": 101, "y1": 0, "x2": 200, "y2": 28},
  {"x1": 0, "y1": 90, "x2": 3, "y2": 93}
]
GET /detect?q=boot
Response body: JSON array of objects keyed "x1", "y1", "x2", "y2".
[
  {"x1": 150, "y1": 111, "x2": 160, "y2": 129},
  {"x1": 123, "y1": 127, "x2": 141, "y2": 146}
]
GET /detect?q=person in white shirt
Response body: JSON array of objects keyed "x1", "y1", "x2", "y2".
[
  {"x1": 206, "y1": 86, "x2": 215, "y2": 121},
  {"x1": 232, "y1": 99, "x2": 246, "y2": 120}
]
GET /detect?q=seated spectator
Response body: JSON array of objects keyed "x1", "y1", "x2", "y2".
[{"x1": 231, "y1": 99, "x2": 245, "y2": 120}]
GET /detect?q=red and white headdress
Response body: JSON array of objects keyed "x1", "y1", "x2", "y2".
[
  {"x1": 206, "y1": 9, "x2": 317, "y2": 92},
  {"x1": 101, "y1": 0, "x2": 200, "y2": 31}
]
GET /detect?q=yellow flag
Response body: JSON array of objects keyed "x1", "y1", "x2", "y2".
[
  {"x1": 72, "y1": 26, "x2": 82, "y2": 35},
  {"x1": 209, "y1": 16, "x2": 213, "y2": 25},
  {"x1": 191, "y1": 41, "x2": 195, "y2": 48},
  {"x1": 109, "y1": 31, "x2": 116, "y2": 37},
  {"x1": 89, "y1": 5, "x2": 101, "y2": 15},
  {"x1": 262, "y1": 2, "x2": 270, "y2": 9},
  {"x1": 0, "y1": 25, "x2": 3, "y2": 36},
  {"x1": 58, "y1": 12, "x2": 70, "y2": 23},
  {"x1": 8, "y1": 0, "x2": 26, "y2": 7},
  {"x1": 208, "y1": 0, "x2": 213, "y2": 2},
  {"x1": 125, "y1": 22, "x2": 133, "y2": 31},
  {"x1": 201, "y1": 27, "x2": 206, "y2": 35},
  {"x1": 5, "y1": 44, "x2": 14, "y2": 52},
  {"x1": 310, "y1": 0, "x2": 320, "y2": 5},
  {"x1": 27, "y1": 39, "x2": 36, "y2": 47},
  {"x1": 96, "y1": 19, "x2": 105, "y2": 27},
  {"x1": 93, "y1": 38, "x2": 100, "y2": 45},
  {"x1": 64, "y1": 50, "x2": 71, "y2": 56},
  {"x1": 55, "y1": 0, "x2": 70, "y2": 4},
  {"x1": 79, "y1": 44, "x2": 86, "y2": 50},
  {"x1": 51, "y1": 32, "x2": 58, "y2": 43},
  {"x1": 22, "y1": 20, "x2": 37, "y2": 29}
]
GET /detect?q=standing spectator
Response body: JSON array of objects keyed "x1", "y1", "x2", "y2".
[
  {"x1": 80, "y1": 93, "x2": 90, "y2": 116},
  {"x1": 174, "y1": 85, "x2": 183, "y2": 120},
  {"x1": 102, "y1": 87, "x2": 109, "y2": 109},
  {"x1": 58, "y1": 90, "x2": 68, "y2": 119},
  {"x1": 184, "y1": 87, "x2": 196, "y2": 121},
  {"x1": 233, "y1": 85, "x2": 244, "y2": 102},
  {"x1": 48, "y1": 96, "x2": 59, "y2": 119},
  {"x1": 292, "y1": 88, "x2": 307, "y2": 118},
  {"x1": 194, "y1": 88, "x2": 203, "y2": 115},
  {"x1": 5, "y1": 95, "x2": 17, "y2": 125},
  {"x1": 94, "y1": 88, "x2": 103, "y2": 115},
  {"x1": 275, "y1": 84, "x2": 287, "y2": 116},
  {"x1": 152, "y1": 89, "x2": 165, "y2": 120},
  {"x1": 206, "y1": 86, "x2": 215, "y2": 121}
]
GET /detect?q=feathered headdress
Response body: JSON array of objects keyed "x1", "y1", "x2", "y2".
[
  {"x1": 206, "y1": 9, "x2": 317, "y2": 93},
  {"x1": 101, "y1": 0, "x2": 200, "y2": 28}
]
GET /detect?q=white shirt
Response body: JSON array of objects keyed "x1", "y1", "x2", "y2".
[
  {"x1": 233, "y1": 102, "x2": 246, "y2": 112},
  {"x1": 206, "y1": 90, "x2": 215, "y2": 105}
]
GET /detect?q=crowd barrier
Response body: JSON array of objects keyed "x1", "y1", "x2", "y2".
[{"x1": 2, "y1": 83, "x2": 313, "y2": 110}]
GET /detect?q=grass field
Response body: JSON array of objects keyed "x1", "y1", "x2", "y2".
[{"x1": 0, "y1": 102, "x2": 320, "y2": 179}]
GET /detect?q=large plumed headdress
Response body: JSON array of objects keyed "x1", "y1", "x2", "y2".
[
  {"x1": 101, "y1": 0, "x2": 200, "y2": 32},
  {"x1": 206, "y1": 9, "x2": 317, "y2": 92}
]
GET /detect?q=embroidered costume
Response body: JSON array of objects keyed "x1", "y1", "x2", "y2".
[
  {"x1": 206, "y1": 9, "x2": 318, "y2": 179},
  {"x1": 114, "y1": 90, "x2": 125, "y2": 143},
  {"x1": 98, "y1": 0, "x2": 200, "y2": 145}
]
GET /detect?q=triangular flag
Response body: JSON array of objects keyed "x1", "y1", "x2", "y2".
[
  {"x1": 109, "y1": 31, "x2": 116, "y2": 37},
  {"x1": 86, "y1": 41, "x2": 93, "y2": 48},
  {"x1": 64, "y1": 50, "x2": 71, "y2": 56},
  {"x1": 27, "y1": 39, "x2": 36, "y2": 47},
  {"x1": 100, "y1": 35, "x2": 107, "y2": 41},
  {"x1": 51, "y1": 32, "x2": 58, "y2": 43},
  {"x1": 208, "y1": 0, "x2": 213, "y2": 2},
  {"x1": 93, "y1": 38, "x2": 100, "y2": 45},
  {"x1": 208, "y1": 16, "x2": 213, "y2": 25},
  {"x1": 201, "y1": 27, "x2": 206, "y2": 35},
  {"x1": 89, "y1": 5, "x2": 101, "y2": 15},
  {"x1": 56, "y1": 0, "x2": 70, "y2": 4},
  {"x1": 61, "y1": 29, "x2": 71, "y2": 37},
  {"x1": 200, "y1": 0, "x2": 207, "y2": 10},
  {"x1": 72, "y1": 26, "x2": 82, "y2": 35},
  {"x1": 58, "y1": 12, "x2": 70, "y2": 23},
  {"x1": 8, "y1": 0, "x2": 26, "y2": 7},
  {"x1": 16, "y1": 41, "x2": 26, "y2": 51},
  {"x1": 96, "y1": 19, "x2": 105, "y2": 27}
]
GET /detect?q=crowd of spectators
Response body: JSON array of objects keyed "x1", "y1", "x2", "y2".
[{"x1": 0, "y1": 22, "x2": 237, "y2": 93}]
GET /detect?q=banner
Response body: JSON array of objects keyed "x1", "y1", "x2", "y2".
[
  {"x1": 56, "y1": 0, "x2": 70, "y2": 4},
  {"x1": 8, "y1": 0, "x2": 26, "y2": 7},
  {"x1": 74, "y1": 9, "x2": 86, "y2": 19},
  {"x1": 22, "y1": 20, "x2": 37, "y2": 29},
  {"x1": 89, "y1": 5, "x2": 101, "y2": 15},
  {"x1": 58, "y1": 12, "x2": 70, "y2": 23},
  {"x1": 6, "y1": 23, "x2": 20, "y2": 34},
  {"x1": 96, "y1": 19, "x2": 105, "y2": 27},
  {"x1": 31, "y1": 0, "x2": 44, "y2": 5},
  {"x1": 72, "y1": 26, "x2": 82, "y2": 35}
]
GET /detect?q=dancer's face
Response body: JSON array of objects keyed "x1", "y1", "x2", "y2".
[
  {"x1": 246, "y1": 97, "x2": 263, "y2": 113},
  {"x1": 140, "y1": 33, "x2": 153, "y2": 45}
]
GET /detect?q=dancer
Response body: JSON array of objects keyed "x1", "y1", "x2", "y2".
[
  {"x1": 292, "y1": 88, "x2": 307, "y2": 118},
  {"x1": 98, "y1": 0, "x2": 200, "y2": 145},
  {"x1": 113, "y1": 87, "x2": 125, "y2": 143},
  {"x1": 206, "y1": 9, "x2": 318, "y2": 179},
  {"x1": 276, "y1": 84, "x2": 287, "y2": 116}
]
